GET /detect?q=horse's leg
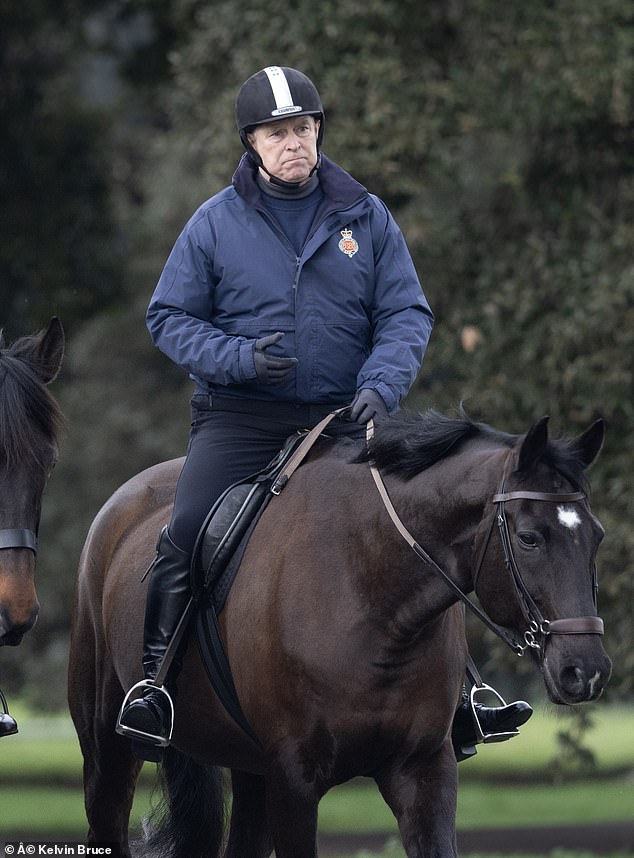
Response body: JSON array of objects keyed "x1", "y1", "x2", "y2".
[
  {"x1": 224, "y1": 771, "x2": 273, "y2": 858},
  {"x1": 69, "y1": 606, "x2": 141, "y2": 854},
  {"x1": 82, "y1": 711, "x2": 142, "y2": 852},
  {"x1": 375, "y1": 744, "x2": 458, "y2": 858},
  {"x1": 264, "y1": 763, "x2": 319, "y2": 858}
]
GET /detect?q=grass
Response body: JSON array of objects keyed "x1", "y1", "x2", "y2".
[
  {"x1": 0, "y1": 703, "x2": 632, "y2": 846},
  {"x1": 452, "y1": 702, "x2": 634, "y2": 781},
  {"x1": 1, "y1": 776, "x2": 631, "y2": 839},
  {"x1": 0, "y1": 784, "x2": 154, "y2": 837},
  {"x1": 2, "y1": 703, "x2": 632, "y2": 785},
  {"x1": 319, "y1": 778, "x2": 634, "y2": 832}
]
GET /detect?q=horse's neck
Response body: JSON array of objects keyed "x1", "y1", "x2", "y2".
[{"x1": 370, "y1": 448, "x2": 504, "y2": 640}]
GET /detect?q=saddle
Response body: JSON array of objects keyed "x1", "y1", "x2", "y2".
[
  {"x1": 190, "y1": 429, "x2": 309, "y2": 611},
  {"x1": 186, "y1": 409, "x2": 347, "y2": 745}
]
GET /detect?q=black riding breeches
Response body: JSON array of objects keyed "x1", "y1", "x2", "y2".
[{"x1": 167, "y1": 395, "x2": 363, "y2": 554}]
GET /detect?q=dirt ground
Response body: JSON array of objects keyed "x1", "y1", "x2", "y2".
[
  {"x1": 4, "y1": 823, "x2": 633, "y2": 856},
  {"x1": 319, "y1": 822, "x2": 634, "y2": 855}
]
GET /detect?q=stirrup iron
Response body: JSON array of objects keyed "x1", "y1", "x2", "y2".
[
  {"x1": 0, "y1": 688, "x2": 18, "y2": 737},
  {"x1": 470, "y1": 683, "x2": 520, "y2": 744},
  {"x1": 116, "y1": 679, "x2": 175, "y2": 748}
]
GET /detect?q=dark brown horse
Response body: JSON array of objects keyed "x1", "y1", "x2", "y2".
[
  {"x1": 69, "y1": 409, "x2": 611, "y2": 858},
  {"x1": 0, "y1": 318, "x2": 63, "y2": 646}
]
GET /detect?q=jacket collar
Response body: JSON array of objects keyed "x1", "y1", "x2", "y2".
[{"x1": 232, "y1": 153, "x2": 368, "y2": 211}]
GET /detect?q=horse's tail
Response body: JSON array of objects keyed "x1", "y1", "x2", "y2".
[{"x1": 145, "y1": 747, "x2": 225, "y2": 858}]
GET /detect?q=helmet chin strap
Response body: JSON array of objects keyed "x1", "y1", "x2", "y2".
[{"x1": 251, "y1": 151, "x2": 322, "y2": 191}]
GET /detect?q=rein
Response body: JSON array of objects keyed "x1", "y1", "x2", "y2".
[{"x1": 365, "y1": 420, "x2": 604, "y2": 657}]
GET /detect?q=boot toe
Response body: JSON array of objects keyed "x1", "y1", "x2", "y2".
[
  {"x1": 476, "y1": 700, "x2": 533, "y2": 734},
  {"x1": 119, "y1": 694, "x2": 170, "y2": 739},
  {"x1": 0, "y1": 713, "x2": 18, "y2": 737}
]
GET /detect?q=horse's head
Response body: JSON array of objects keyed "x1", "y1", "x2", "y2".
[
  {"x1": 0, "y1": 318, "x2": 63, "y2": 646},
  {"x1": 475, "y1": 416, "x2": 612, "y2": 705}
]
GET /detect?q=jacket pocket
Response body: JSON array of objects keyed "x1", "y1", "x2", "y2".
[{"x1": 311, "y1": 320, "x2": 371, "y2": 398}]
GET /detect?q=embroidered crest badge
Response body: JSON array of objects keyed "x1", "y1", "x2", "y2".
[{"x1": 338, "y1": 228, "x2": 359, "y2": 258}]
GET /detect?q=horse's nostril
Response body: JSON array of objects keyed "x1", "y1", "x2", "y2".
[
  {"x1": 560, "y1": 664, "x2": 586, "y2": 696},
  {"x1": 0, "y1": 629, "x2": 25, "y2": 646}
]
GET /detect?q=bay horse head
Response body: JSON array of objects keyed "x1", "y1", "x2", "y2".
[
  {"x1": 0, "y1": 318, "x2": 63, "y2": 646},
  {"x1": 473, "y1": 415, "x2": 611, "y2": 705}
]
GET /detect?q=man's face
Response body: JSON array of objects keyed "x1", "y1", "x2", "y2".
[{"x1": 247, "y1": 115, "x2": 320, "y2": 184}]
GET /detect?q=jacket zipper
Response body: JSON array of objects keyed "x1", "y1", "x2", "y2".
[{"x1": 292, "y1": 257, "x2": 301, "y2": 312}]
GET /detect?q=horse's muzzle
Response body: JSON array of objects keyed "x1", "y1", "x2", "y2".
[
  {"x1": 543, "y1": 645, "x2": 612, "y2": 705},
  {"x1": 0, "y1": 606, "x2": 39, "y2": 646}
]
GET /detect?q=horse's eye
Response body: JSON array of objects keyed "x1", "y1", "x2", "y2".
[{"x1": 518, "y1": 531, "x2": 540, "y2": 550}]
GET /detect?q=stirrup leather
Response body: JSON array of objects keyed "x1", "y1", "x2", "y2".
[
  {"x1": 116, "y1": 679, "x2": 174, "y2": 748},
  {"x1": 470, "y1": 683, "x2": 520, "y2": 744}
]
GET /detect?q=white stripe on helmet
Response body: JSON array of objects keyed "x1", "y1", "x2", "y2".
[{"x1": 264, "y1": 66, "x2": 302, "y2": 116}]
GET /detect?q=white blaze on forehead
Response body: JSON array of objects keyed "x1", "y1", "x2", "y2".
[{"x1": 557, "y1": 506, "x2": 582, "y2": 530}]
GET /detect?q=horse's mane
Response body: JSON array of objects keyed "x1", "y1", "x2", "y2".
[
  {"x1": 0, "y1": 330, "x2": 62, "y2": 468},
  {"x1": 357, "y1": 407, "x2": 590, "y2": 491}
]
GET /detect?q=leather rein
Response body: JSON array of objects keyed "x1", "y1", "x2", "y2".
[{"x1": 365, "y1": 420, "x2": 604, "y2": 658}]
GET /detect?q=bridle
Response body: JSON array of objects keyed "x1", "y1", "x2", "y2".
[
  {"x1": 0, "y1": 465, "x2": 52, "y2": 558},
  {"x1": 366, "y1": 422, "x2": 604, "y2": 658},
  {"x1": 0, "y1": 528, "x2": 37, "y2": 554},
  {"x1": 472, "y1": 484, "x2": 602, "y2": 655}
]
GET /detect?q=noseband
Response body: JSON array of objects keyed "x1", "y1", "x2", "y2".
[
  {"x1": 366, "y1": 423, "x2": 604, "y2": 658},
  {"x1": 0, "y1": 529, "x2": 37, "y2": 553}
]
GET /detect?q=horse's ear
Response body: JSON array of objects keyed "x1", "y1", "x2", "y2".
[
  {"x1": 517, "y1": 416, "x2": 550, "y2": 473},
  {"x1": 37, "y1": 317, "x2": 65, "y2": 383},
  {"x1": 571, "y1": 418, "x2": 606, "y2": 470},
  {"x1": 13, "y1": 317, "x2": 65, "y2": 383}
]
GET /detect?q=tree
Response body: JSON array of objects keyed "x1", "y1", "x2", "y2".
[{"x1": 0, "y1": 1, "x2": 127, "y2": 338}]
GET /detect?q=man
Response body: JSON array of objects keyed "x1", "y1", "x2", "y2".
[{"x1": 117, "y1": 65, "x2": 530, "y2": 760}]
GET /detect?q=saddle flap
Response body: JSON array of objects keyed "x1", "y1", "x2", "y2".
[
  {"x1": 191, "y1": 429, "x2": 313, "y2": 604},
  {"x1": 200, "y1": 482, "x2": 262, "y2": 574}
]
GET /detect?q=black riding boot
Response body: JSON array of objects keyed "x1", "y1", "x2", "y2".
[
  {"x1": 0, "y1": 689, "x2": 18, "y2": 737},
  {"x1": 452, "y1": 689, "x2": 533, "y2": 762},
  {"x1": 116, "y1": 526, "x2": 191, "y2": 762}
]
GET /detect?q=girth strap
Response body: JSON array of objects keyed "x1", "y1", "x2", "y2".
[{"x1": 0, "y1": 529, "x2": 37, "y2": 553}]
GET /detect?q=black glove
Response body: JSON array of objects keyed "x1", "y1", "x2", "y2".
[
  {"x1": 253, "y1": 332, "x2": 298, "y2": 385},
  {"x1": 349, "y1": 389, "x2": 388, "y2": 423}
]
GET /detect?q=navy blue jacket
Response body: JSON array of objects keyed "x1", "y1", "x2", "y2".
[{"x1": 147, "y1": 154, "x2": 434, "y2": 412}]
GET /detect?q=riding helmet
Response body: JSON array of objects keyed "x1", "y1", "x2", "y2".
[{"x1": 235, "y1": 66, "x2": 325, "y2": 156}]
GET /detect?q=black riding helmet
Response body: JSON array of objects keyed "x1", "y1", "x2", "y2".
[{"x1": 235, "y1": 66, "x2": 325, "y2": 186}]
